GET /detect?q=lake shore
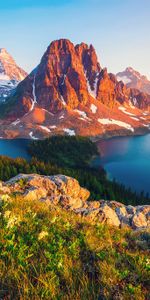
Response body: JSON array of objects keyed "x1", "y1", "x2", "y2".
[{"x1": 92, "y1": 133, "x2": 150, "y2": 195}]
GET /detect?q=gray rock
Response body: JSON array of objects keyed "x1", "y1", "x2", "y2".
[{"x1": 1, "y1": 174, "x2": 150, "y2": 230}]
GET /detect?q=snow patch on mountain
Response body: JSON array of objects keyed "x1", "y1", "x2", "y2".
[
  {"x1": 29, "y1": 131, "x2": 38, "y2": 140},
  {"x1": 63, "y1": 128, "x2": 75, "y2": 136},
  {"x1": 118, "y1": 106, "x2": 135, "y2": 116},
  {"x1": 39, "y1": 126, "x2": 51, "y2": 133},
  {"x1": 11, "y1": 119, "x2": 20, "y2": 126},
  {"x1": 85, "y1": 70, "x2": 99, "y2": 98},
  {"x1": 130, "y1": 117, "x2": 139, "y2": 121},
  {"x1": 60, "y1": 95, "x2": 66, "y2": 106},
  {"x1": 50, "y1": 125, "x2": 57, "y2": 129},
  {"x1": 117, "y1": 75, "x2": 131, "y2": 84},
  {"x1": 98, "y1": 118, "x2": 134, "y2": 132},
  {"x1": 90, "y1": 104, "x2": 97, "y2": 114},
  {"x1": 30, "y1": 75, "x2": 37, "y2": 111},
  {"x1": 74, "y1": 109, "x2": 91, "y2": 121}
]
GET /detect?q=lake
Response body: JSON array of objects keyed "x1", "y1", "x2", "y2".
[
  {"x1": 93, "y1": 134, "x2": 150, "y2": 195},
  {"x1": 0, "y1": 139, "x2": 31, "y2": 160},
  {"x1": 0, "y1": 136, "x2": 150, "y2": 195}
]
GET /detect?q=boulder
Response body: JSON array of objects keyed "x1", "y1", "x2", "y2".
[
  {"x1": 99, "y1": 205, "x2": 120, "y2": 227},
  {"x1": 23, "y1": 187, "x2": 48, "y2": 202},
  {"x1": 132, "y1": 212, "x2": 148, "y2": 229}
]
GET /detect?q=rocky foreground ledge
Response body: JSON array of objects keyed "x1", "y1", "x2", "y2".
[{"x1": 0, "y1": 174, "x2": 149, "y2": 230}]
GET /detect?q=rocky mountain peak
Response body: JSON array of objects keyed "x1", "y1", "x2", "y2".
[
  {"x1": 0, "y1": 48, "x2": 27, "y2": 102},
  {"x1": 0, "y1": 48, "x2": 27, "y2": 81},
  {"x1": 0, "y1": 48, "x2": 9, "y2": 55},
  {"x1": 116, "y1": 67, "x2": 150, "y2": 95}
]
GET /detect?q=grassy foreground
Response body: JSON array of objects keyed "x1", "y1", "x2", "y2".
[{"x1": 0, "y1": 195, "x2": 149, "y2": 300}]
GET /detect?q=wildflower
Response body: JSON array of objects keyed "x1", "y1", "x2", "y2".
[
  {"x1": 51, "y1": 216, "x2": 57, "y2": 223},
  {"x1": 58, "y1": 261, "x2": 63, "y2": 269},
  {"x1": 4, "y1": 210, "x2": 11, "y2": 219},
  {"x1": 38, "y1": 230, "x2": 48, "y2": 241},
  {"x1": 1, "y1": 194, "x2": 10, "y2": 202},
  {"x1": 7, "y1": 215, "x2": 18, "y2": 228},
  {"x1": 145, "y1": 258, "x2": 150, "y2": 266},
  {"x1": 4, "y1": 210, "x2": 21, "y2": 228}
]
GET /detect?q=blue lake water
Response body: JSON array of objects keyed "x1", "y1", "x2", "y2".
[
  {"x1": 0, "y1": 136, "x2": 150, "y2": 195},
  {"x1": 93, "y1": 134, "x2": 150, "y2": 195},
  {"x1": 0, "y1": 139, "x2": 30, "y2": 160}
]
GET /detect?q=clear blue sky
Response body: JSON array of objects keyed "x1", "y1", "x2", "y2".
[{"x1": 1, "y1": 0, "x2": 150, "y2": 78}]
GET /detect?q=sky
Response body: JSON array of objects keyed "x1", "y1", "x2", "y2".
[{"x1": 0, "y1": 0, "x2": 150, "y2": 78}]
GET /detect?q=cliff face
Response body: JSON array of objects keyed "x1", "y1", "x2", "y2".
[{"x1": 1, "y1": 173, "x2": 150, "y2": 230}]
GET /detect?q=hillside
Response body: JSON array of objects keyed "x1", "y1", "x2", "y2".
[{"x1": 0, "y1": 173, "x2": 150, "y2": 299}]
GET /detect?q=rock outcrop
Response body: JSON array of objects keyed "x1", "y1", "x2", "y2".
[{"x1": 0, "y1": 174, "x2": 149, "y2": 230}]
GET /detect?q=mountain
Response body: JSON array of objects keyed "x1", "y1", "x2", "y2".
[
  {"x1": 116, "y1": 67, "x2": 150, "y2": 95},
  {"x1": 0, "y1": 48, "x2": 27, "y2": 102},
  {"x1": 0, "y1": 39, "x2": 150, "y2": 139}
]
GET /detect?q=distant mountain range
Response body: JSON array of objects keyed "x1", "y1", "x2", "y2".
[
  {"x1": 0, "y1": 39, "x2": 150, "y2": 139},
  {"x1": 0, "y1": 48, "x2": 27, "y2": 102},
  {"x1": 116, "y1": 67, "x2": 150, "y2": 95}
]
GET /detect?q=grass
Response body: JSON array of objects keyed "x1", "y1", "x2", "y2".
[{"x1": 0, "y1": 194, "x2": 150, "y2": 300}]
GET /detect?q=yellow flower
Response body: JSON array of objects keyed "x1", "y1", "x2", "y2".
[
  {"x1": 4, "y1": 210, "x2": 11, "y2": 219},
  {"x1": 1, "y1": 194, "x2": 10, "y2": 202},
  {"x1": 4, "y1": 210, "x2": 21, "y2": 228},
  {"x1": 7, "y1": 215, "x2": 20, "y2": 229},
  {"x1": 146, "y1": 258, "x2": 150, "y2": 266},
  {"x1": 38, "y1": 230, "x2": 48, "y2": 241}
]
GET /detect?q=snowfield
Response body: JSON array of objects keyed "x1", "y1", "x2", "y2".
[
  {"x1": 85, "y1": 70, "x2": 99, "y2": 99},
  {"x1": 30, "y1": 75, "x2": 37, "y2": 111},
  {"x1": 90, "y1": 104, "x2": 97, "y2": 114},
  {"x1": 130, "y1": 117, "x2": 139, "y2": 121},
  {"x1": 59, "y1": 115, "x2": 64, "y2": 119},
  {"x1": 74, "y1": 109, "x2": 91, "y2": 121},
  {"x1": 117, "y1": 75, "x2": 131, "y2": 84},
  {"x1": 98, "y1": 118, "x2": 134, "y2": 132},
  {"x1": 50, "y1": 125, "x2": 57, "y2": 129},
  {"x1": 11, "y1": 119, "x2": 20, "y2": 126},
  {"x1": 63, "y1": 128, "x2": 75, "y2": 136},
  {"x1": 60, "y1": 95, "x2": 66, "y2": 106},
  {"x1": 118, "y1": 106, "x2": 135, "y2": 116},
  {"x1": 29, "y1": 131, "x2": 38, "y2": 140},
  {"x1": 39, "y1": 125, "x2": 51, "y2": 133}
]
